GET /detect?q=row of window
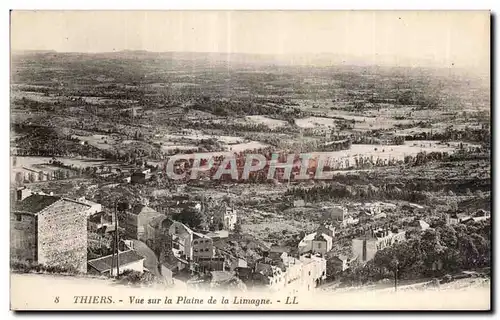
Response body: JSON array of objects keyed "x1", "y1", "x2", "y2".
[
  {"x1": 193, "y1": 239, "x2": 210, "y2": 245},
  {"x1": 194, "y1": 248, "x2": 210, "y2": 252}
]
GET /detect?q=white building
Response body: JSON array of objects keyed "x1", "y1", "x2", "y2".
[
  {"x1": 222, "y1": 205, "x2": 237, "y2": 231},
  {"x1": 256, "y1": 253, "x2": 327, "y2": 294},
  {"x1": 352, "y1": 228, "x2": 406, "y2": 263},
  {"x1": 168, "y1": 220, "x2": 215, "y2": 261},
  {"x1": 299, "y1": 254, "x2": 327, "y2": 291},
  {"x1": 298, "y1": 232, "x2": 333, "y2": 256},
  {"x1": 169, "y1": 221, "x2": 195, "y2": 261}
]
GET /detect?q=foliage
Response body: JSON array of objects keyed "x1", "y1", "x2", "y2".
[
  {"x1": 172, "y1": 207, "x2": 203, "y2": 230},
  {"x1": 117, "y1": 270, "x2": 158, "y2": 286},
  {"x1": 338, "y1": 220, "x2": 491, "y2": 286},
  {"x1": 10, "y1": 260, "x2": 78, "y2": 274}
]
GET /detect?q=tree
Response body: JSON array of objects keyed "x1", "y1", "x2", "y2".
[
  {"x1": 172, "y1": 207, "x2": 202, "y2": 230},
  {"x1": 233, "y1": 219, "x2": 242, "y2": 234},
  {"x1": 475, "y1": 189, "x2": 484, "y2": 199}
]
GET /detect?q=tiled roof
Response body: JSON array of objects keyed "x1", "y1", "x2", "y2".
[
  {"x1": 270, "y1": 246, "x2": 289, "y2": 253},
  {"x1": 89, "y1": 211, "x2": 109, "y2": 224},
  {"x1": 14, "y1": 194, "x2": 61, "y2": 214},
  {"x1": 148, "y1": 215, "x2": 168, "y2": 228},
  {"x1": 87, "y1": 250, "x2": 145, "y2": 273},
  {"x1": 255, "y1": 263, "x2": 273, "y2": 276},
  {"x1": 14, "y1": 194, "x2": 92, "y2": 216}
]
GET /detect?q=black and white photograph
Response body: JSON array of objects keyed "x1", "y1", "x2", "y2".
[{"x1": 8, "y1": 10, "x2": 491, "y2": 310}]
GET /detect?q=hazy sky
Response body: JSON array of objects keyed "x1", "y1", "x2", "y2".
[{"x1": 11, "y1": 10, "x2": 490, "y2": 72}]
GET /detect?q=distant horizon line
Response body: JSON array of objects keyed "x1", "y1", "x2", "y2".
[{"x1": 10, "y1": 49, "x2": 489, "y2": 75}]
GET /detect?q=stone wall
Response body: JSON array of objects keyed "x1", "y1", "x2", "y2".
[
  {"x1": 10, "y1": 212, "x2": 37, "y2": 262},
  {"x1": 37, "y1": 200, "x2": 88, "y2": 273}
]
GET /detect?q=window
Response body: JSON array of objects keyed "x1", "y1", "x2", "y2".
[
  {"x1": 308, "y1": 271, "x2": 311, "y2": 276},
  {"x1": 193, "y1": 240, "x2": 197, "y2": 245},
  {"x1": 16, "y1": 215, "x2": 22, "y2": 222}
]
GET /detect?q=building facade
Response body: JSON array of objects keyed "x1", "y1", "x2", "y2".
[
  {"x1": 352, "y1": 228, "x2": 406, "y2": 263},
  {"x1": 11, "y1": 194, "x2": 90, "y2": 273},
  {"x1": 123, "y1": 204, "x2": 163, "y2": 242}
]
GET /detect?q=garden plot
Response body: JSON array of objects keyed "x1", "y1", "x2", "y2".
[
  {"x1": 314, "y1": 140, "x2": 460, "y2": 165},
  {"x1": 295, "y1": 117, "x2": 337, "y2": 129},
  {"x1": 245, "y1": 115, "x2": 288, "y2": 129},
  {"x1": 11, "y1": 90, "x2": 58, "y2": 103},
  {"x1": 71, "y1": 134, "x2": 120, "y2": 150},
  {"x1": 227, "y1": 141, "x2": 269, "y2": 152}
]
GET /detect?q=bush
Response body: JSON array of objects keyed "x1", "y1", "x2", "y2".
[
  {"x1": 118, "y1": 270, "x2": 157, "y2": 286},
  {"x1": 10, "y1": 260, "x2": 78, "y2": 274}
]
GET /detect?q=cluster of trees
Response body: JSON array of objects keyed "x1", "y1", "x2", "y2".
[
  {"x1": 286, "y1": 183, "x2": 430, "y2": 204},
  {"x1": 14, "y1": 168, "x2": 78, "y2": 185},
  {"x1": 184, "y1": 120, "x2": 298, "y2": 135},
  {"x1": 187, "y1": 97, "x2": 303, "y2": 120},
  {"x1": 339, "y1": 220, "x2": 491, "y2": 286},
  {"x1": 172, "y1": 207, "x2": 204, "y2": 230},
  {"x1": 403, "y1": 151, "x2": 450, "y2": 166},
  {"x1": 392, "y1": 90, "x2": 441, "y2": 109},
  {"x1": 118, "y1": 270, "x2": 158, "y2": 286},
  {"x1": 13, "y1": 124, "x2": 107, "y2": 158},
  {"x1": 397, "y1": 126, "x2": 490, "y2": 145}
]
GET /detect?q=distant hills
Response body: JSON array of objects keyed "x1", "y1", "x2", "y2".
[{"x1": 10, "y1": 49, "x2": 488, "y2": 81}]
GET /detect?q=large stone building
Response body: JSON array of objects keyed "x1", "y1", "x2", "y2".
[
  {"x1": 122, "y1": 203, "x2": 163, "y2": 242},
  {"x1": 321, "y1": 205, "x2": 348, "y2": 224},
  {"x1": 352, "y1": 227, "x2": 406, "y2": 263},
  {"x1": 167, "y1": 220, "x2": 215, "y2": 261},
  {"x1": 11, "y1": 194, "x2": 90, "y2": 273},
  {"x1": 298, "y1": 224, "x2": 335, "y2": 256},
  {"x1": 244, "y1": 252, "x2": 327, "y2": 293}
]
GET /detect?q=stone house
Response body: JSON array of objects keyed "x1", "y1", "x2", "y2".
[
  {"x1": 11, "y1": 194, "x2": 90, "y2": 273},
  {"x1": 352, "y1": 227, "x2": 406, "y2": 263},
  {"x1": 122, "y1": 204, "x2": 163, "y2": 242},
  {"x1": 192, "y1": 232, "x2": 215, "y2": 260},
  {"x1": 298, "y1": 225, "x2": 335, "y2": 256},
  {"x1": 321, "y1": 205, "x2": 348, "y2": 223}
]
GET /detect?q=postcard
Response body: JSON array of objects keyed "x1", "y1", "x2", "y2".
[{"x1": 9, "y1": 10, "x2": 491, "y2": 311}]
